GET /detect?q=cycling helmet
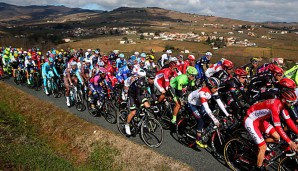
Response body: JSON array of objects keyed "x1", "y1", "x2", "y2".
[
  {"x1": 134, "y1": 52, "x2": 139, "y2": 56},
  {"x1": 206, "y1": 52, "x2": 212, "y2": 56},
  {"x1": 166, "y1": 50, "x2": 172, "y2": 54},
  {"x1": 27, "y1": 56, "x2": 32, "y2": 60},
  {"x1": 71, "y1": 61, "x2": 77, "y2": 66},
  {"x1": 280, "y1": 89, "x2": 297, "y2": 102},
  {"x1": 279, "y1": 78, "x2": 296, "y2": 89},
  {"x1": 140, "y1": 53, "x2": 146, "y2": 58},
  {"x1": 206, "y1": 77, "x2": 220, "y2": 88},
  {"x1": 169, "y1": 61, "x2": 177, "y2": 68},
  {"x1": 147, "y1": 55, "x2": 155, "y2": 60},
  {"x1": 272, "y1": 58, "x2": 279, "y2": 65},
  {"x1": 138, "y1": 69, "x2": 146, "y2": 77},
  {"x1": 98, "y1": 61, "x2": 104, "y2": 67},
  {"x1": 272, "y1": 65, "x2": 283, "y2": 75},
  {"x1": 188, "y1": 55, "x2": 195, "y2": 61},
  {"x1": 49, "y1": 58, "x2": 54, "y2": 63},
  {"x1": 119, "y1": 53, "x2": 125, "y2": 58},
  {"x1": 234, "y1": 68, "x2": 248, "y2": 77},
  {"x1": 169, "y1": 57, "x2": 178, "y2": 62},
  {"x1": 102, "y1": 55, "x2": 108, "y2": 61},
  {"x1": 146, "y1": 72, "x2": 155, "y2": 79},
  {"x1": 222, "y1": 59, "x2": 234, "y2": 69},
  {"x1": 186, "y1": 66, "x2": 198, "y2": 76},
  {"x1": 250, "y1": 57, "x2": 259, "y2": 63}
]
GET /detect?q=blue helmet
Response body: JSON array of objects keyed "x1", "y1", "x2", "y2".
[
  {"x1": 119, "y1": 53, "x2": 125, "y2": 58},
  {"x1": 49, "y1": 58, "x2": 54, "y2": 63}
]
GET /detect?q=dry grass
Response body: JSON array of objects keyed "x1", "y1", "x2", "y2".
[{"x1": 0, "y1": 82, "x2": 192, "y2": 171}]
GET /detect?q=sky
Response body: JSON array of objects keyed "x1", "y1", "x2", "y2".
[{"x1": 2, "y1": 0, "x2": 298, "y2": 22}]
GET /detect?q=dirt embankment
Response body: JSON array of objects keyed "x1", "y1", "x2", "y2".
[{"x1": 0, "y1": 81, "x2": 192, "y2": 171}]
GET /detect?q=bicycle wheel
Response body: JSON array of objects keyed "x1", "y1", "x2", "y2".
[
  {"x1": 75, "y1": 90, "x2": 86, "y2": 111},
  {"x1": 34, "y1": 73, "x2": 42, "y2": 91},
  {"x1": 117, "y1": 110, "x2": 129, "y2": 136},
  {"x1": 141, "y1": 117, "x2": 164, "y2": 148},
  {"x1": 102, "y1": 101, "x2": 117, "y2": 124},
  {"x1": 224, "y1": 138, "x2": 256, "y2": 171},
  {"x1": 278, "y1": 155, "x2": 298, "y2": 171},
  {"x1": 52, "y1": 81, "x2": 61, "y2": 98},
  {"x1": 211, "y1": 129, "x2": 230, "y2": 158},
  {"x1": 156, "y1": 103, "x2": 172, "y2": 130},
  {"x1": 176, "y1": 117, "x2": 197, "y2": 148},
  {"x1": 86, "y1": 100, "x2": 99, "y2": 117}
]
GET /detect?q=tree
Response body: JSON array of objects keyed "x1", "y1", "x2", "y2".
[{"x1": 140, "y1": 35, "x2": 145, "y2": 40}]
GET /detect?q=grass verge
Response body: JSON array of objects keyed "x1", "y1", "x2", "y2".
[{"x1": 0, "y1": 81, "x2": 192, "y2": 171}]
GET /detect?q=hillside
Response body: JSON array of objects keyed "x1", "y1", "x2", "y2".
[{"x1": 0, "y1": 2, "x2": 102, "y2": 24}]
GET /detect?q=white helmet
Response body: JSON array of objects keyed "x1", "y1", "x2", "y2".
[
  {"x1": 98, "y1": 61, "x2": 104, "y2": 67},
  {"x1": 138, "y1": 69, "x2": 146, "y2": 77},
  {"x1": 169, "y1": 57, "x2": 178, "y2": 62},
  {"x1": 134, "y1": 51, "x2": 139, "y2": 56},
  {"x1": 166, "y1": 50, "x2": 172, "y2": 54},
  {"x1": 206, "y1": 52, "x2": 212, "y2": 56}
]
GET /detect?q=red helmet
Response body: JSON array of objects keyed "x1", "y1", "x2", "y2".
[
  {"x1": 188, "y1": 55, "x2": 195, "y2": 61},
  {"x1": 279, "y1": 78, "x2": 296, "y2": 89},
  {"x1": 234, "y1": 68, "x2": 248, "y2": 76},
  {"x1": 272, "y1": 65, "x2": 283, "y2": 75},
  {"x1": 222, "y1": 59, "x2": 234, "y2": 69},
  {"x1": 102, "y1": 55, "x2": 108, "y2": 61},
  {"x1": 280, "y1": 89, "x2": 297, "y2": 102},
  {"x1": 169, "y1": 61, "x2": 177, "y2": 68}
]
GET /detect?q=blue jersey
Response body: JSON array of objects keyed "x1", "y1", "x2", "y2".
[
  {"x1": 42, "y1": 62, "x2": 59, "y2": 77},
  {"x1": 116, "y1": 58, "x2": 127, "y2": 69},
  {"x1": 116, "y1": 66, "x2": 131, "y2": 83}
]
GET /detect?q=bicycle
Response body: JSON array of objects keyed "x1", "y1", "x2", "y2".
[
  {"x1": 69, "y1": 84, "x2": 86, "y2": 111},
  {"x1": 46, "y1": 71, "x2": 61, "y2": 98},
  {"x1": 14, "y1": 68, "x2": 26, "y2": 85},
  {"x1": 117, "y1": 106, "x2": 164, "y2": 148},
  {"x1": 224, "y1": 131, "x2": 297, "y2": 171}
]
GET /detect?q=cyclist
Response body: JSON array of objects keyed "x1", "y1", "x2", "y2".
[
  {"x1": 212, "y1": 59, "x2": 234, "y2": 84},
  {"x1": 188, "y1": 77, "x2": 230, "y2": 148},
  {"x1": 169, "y1": 66, "x2": 197, "y2": 124},
  {"x1": 244, "y1": 88, "x2": 298, "y2": 170},
  {"x1": 24, "y1": 56, "x2": 36, "y2": 84},
  {"x1": 284, "y1": 63, "x2": 298, "y2": 86},
  {"x1": 182, "y1": 55, "x2": 196, "y2": 74},
  {"x1": 248, "y1": 65, "x2": 284, "y2": 103},
  {"x1": 89, "y1": 67, "x2": 113, "y2": 109},
  {"x1": 116, "y1": 53, "x2": 127, "y2": 69},
  {"x1": 195, "y1": 52, "x2": 212, "y2": 84},
  {"x1": 154, "y1": 61, "x2": 177, "y2": 103},
  {"x1": 125, "y1": 69, "x2": 157, "y2": 135},
  {"x1": 116, "y1": 62, "x2": 134, "y2": 83},
  {"x1": 158, "y1": 50, "x2": 172, "y2": 68},
  {"x1": 205, "y1": 58, "x2": 226, "y2": 78},
  {"x1": 64, "y1": 61, "x2": 84, "y2": 107},
  {"x1": 42, "y1": 58, "x2": 60, "y2": 95},
  {"x1": 137, "y1": 53, "x2": 146, "y2": 64},
  {"x1": 257, "y1": 58, "x2": 282, "y2": 75},
  {"x1": 219, "y1": 68, "x2": 251, "y2": 114},
  {"x1": 10, "y1": 52, "x2": 21, "y2": 80},
  {"x1": 242, "y1": 57, "x2": 259, "y2": 78},
  {"x1": 144, "y1": 54, "x2": 157, "y2": 72}
]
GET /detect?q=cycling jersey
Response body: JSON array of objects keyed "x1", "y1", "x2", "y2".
[
  {"x1": 154, "y1": 68, "x2": 175, "y2": 92},
  {"x1": 284, "y1": 65, "x2": 298, "y2": 86},
  {"x1": 158, "y1": 54, "x2": 169, "y2": 68},
  {"x1": 212, "y1": 70, "x2": 231, "y2": 84},
  {"x1": 205, "y1": 62, "x2": 223, "y2": 78},
  {"x1": 115, "y1": 58, "x2": 127, "y2": 69},
  {"x1": 128, "y1": 77, "x2": 157, "y2": 110},
  {"x1": 116, "y1": 65, "x2": 132, "y2": 83},
  {"x1": 144, "y1": 61, "x2": 156, "y2": 71},
  {"x1": 195, "y1": 56, "x2": 210, "y2": 79},
  {"x1": 181, "y1": 60, "x2": 193, "y2": 74},
  {"x1": 244, "y1": 99, "x2": 298, "y2": 146},
  {"x1": 241, "y1": 63, "x2": 255, "y2": 78}
]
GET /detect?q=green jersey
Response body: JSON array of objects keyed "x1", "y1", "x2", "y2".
[
  {"x1": 170, "y1": 74, "x2": 195, "y2": 90},
  {"x1": 284, "y1": 65, "x2": 298, "y2": 85}
]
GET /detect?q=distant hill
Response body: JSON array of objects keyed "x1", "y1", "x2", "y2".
[{"x1": 0, "y1": 2, "x2": 102, "y2": 24}]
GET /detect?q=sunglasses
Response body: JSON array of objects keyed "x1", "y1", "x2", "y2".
[
  {"x1": 227, "y1": 68, "x2": 233, "y2": 70},
  {"x1": 286, "y1": 100, "x2": 296, "y2": 105}
]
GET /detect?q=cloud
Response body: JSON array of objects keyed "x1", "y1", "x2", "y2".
[{"x1": 1, "y1": 0, "x2": 298, "y2": 22}]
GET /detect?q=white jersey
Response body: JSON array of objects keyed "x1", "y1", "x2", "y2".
[
  {"x1": 144, "y1": 61, "x2": 156, "y2": 70},
  {"x1": 205, "y1": 63, "x2": 222, "y2": 78},
  {"x1": 24, "y1": 60, "x2": 36, "y2": 68}
]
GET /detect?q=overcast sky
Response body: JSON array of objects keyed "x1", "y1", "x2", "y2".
[{"x1": 2, "y1": 0, "x2": 298, "y2": 22}]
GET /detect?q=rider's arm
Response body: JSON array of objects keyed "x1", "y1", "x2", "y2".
[
  {"x1": 201, "y1": 98, "x2": 218, "y2": 124},
  {"x1": 213, "y1": 92, "x2": 229, "y2": 117},
  {"x1": 271, "y1": 102, "x2": 292, "y2": 143},
  {"x1": 281, "y1": 109, "x2": 298, "y2": 135},
  {"x1": 164, "y1": 69, "x2": 171, "y2": 89},
  {"x1": 67, "y1": 69, "x2": 72, "y2": 84}
]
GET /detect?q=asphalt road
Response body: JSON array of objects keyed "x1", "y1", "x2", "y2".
[{"x1": 3, "y1": 78, "x2": 229, "y2": 171}]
